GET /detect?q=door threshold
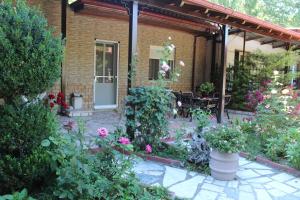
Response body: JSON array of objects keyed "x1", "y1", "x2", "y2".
[{"x1": 94, "y1": 105, "x2": 118, "y2": 109}]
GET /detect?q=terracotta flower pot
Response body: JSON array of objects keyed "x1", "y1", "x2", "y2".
[{"x1": 209, "y1": 149, "x2": 239, "y2": 181}]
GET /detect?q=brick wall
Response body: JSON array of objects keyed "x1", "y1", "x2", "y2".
[{"x1": 28, "y1": 1, "x2": 208, "y2": 111}]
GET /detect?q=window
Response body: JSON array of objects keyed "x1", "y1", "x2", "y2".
[{"x1": 148, "y1": 45, "x2": 175, "y2": 80}]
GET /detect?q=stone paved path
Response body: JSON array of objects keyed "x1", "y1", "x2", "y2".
[{"x1": 133, "y1": 157, "x2": 300, "y2": 200}]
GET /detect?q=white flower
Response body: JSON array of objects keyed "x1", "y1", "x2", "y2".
[
  {"x1": 161, "y1": 61, "x2": 170, "y2": 72},
  {"x1": 172, "y1": 108, "x2": 178, "y2": 115},
  {"x1": 273, "y1": 70, "x2": 279, "y2": 75},
  {"x1": 177, "y1": 101, "x2": 182, "y2": 107},
  {"x1": 281, "y1": 89, "x2": 289, "y2": 95},
  {"x1": 159, "y1": 70, "x2": 166, "y2": 77},
  {"x1": 283, "y1": 100, "x2": 288, "y2": 105},
  {"x1": 271, "y1": 89, "x2": 278, "y2": 94},
  {"x1": 168, "y1": 44, "x2": 175, "y2": 51},
  {"x1": 168, "y1": 36, "x2": 172, "y2": 40},
  {"x1": 179, "y1": 60, "x2": 185, "y2": 67},
  {"x1": 176, "y1": 73, "x2": 180, "y2": 77}
]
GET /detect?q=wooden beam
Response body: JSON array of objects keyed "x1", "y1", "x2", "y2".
[
  {"x1": 273, "y1": 42, "x2": 288, "y2": 49},
  {"x1": 135, "y1": 0, "x2": 295, "y2": 42},
  {"x1": 217, "y1": 25, "x2": 229, "y2": 124},
  {"x1": 246, "y1": 35, "x2": 264, "y2": 41},
  {"x1": 261, "y1": 39, "x2": 277, "y2": 45},
  {"x1": 229, "y1": 29, "x2": 242, "y2": 35}
]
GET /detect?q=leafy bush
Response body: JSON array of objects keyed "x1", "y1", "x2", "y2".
[
  {"x1": 125, "y1": 39, "x2": 183, "y2": 152},
  {"x1": 205, "y1": 125, "x2": 246, "y2": 153},
  {"x1": 286, "y1": 139, "x2": 300, "y2": 169},
  {"x1": 0, "y1": 189, "x2": 35, "y2": 200},
  {"x1": 191, "y1": 108, "x2": 210, "y2": 131},
  {"x1": 0, "y1": 103, "x2": 58, "y2": 194},
  {"x1": 41, "y1": 122, "x2": 171, "y2": 200},
  {"x1": 0, "y1": 1, "x2": 63, "y2": 102},
  {"x1": 125, "y1": 86, "x2": 173, "y2": 151}
]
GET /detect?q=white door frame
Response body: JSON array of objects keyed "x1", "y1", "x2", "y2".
[{"x1": 93, "y1": 39, "x2": 119, "y2": 109}]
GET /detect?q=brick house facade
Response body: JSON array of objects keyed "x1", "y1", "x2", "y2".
[
  {"x1": 29, "y1": 0, "x2": 208, "y2": 111},
  {"x1": 27, "y1": 0, "x2": 300, "y2": 114}
]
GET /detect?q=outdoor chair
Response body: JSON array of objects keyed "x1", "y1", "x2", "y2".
[{"x1": 192, "y1": 98, "x2": 209, "y2": 111}]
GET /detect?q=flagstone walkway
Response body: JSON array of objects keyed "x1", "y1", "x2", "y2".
[{"x1": 133, "y1": 157, "x2": 300, "y2": 200}]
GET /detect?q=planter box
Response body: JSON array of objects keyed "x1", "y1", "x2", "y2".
[{"x1": 210, "y1": 150, "x2": 239, "y2": 181}]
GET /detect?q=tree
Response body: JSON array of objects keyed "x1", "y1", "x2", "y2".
[{"x1": 209, "y1": 0, "x2": 300, "y2": 28}]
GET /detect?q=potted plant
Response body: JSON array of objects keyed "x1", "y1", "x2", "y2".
[
  {"x1": 196, "y1": 82, "x2": 215, "y2": 97},
  {"x1": 205, "y1": 125, "x2": 245, "y2": 180}
]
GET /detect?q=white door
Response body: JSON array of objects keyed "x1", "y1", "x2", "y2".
[{"x1": 94, "y1": 41, "x2": 118, "y2": 109}]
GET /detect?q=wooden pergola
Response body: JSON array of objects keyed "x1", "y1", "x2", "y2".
[{"x1": 68, "y1": 0, "x2": 300, "y2": 123}]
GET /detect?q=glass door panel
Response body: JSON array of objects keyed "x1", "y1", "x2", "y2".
[{"x1": 94, "y1": 42, "x2": 118, "y2": 108}]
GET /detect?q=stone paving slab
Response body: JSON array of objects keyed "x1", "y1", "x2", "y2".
[{"x1": 133, "y1": 158, "x2": 300, "y2": 200}]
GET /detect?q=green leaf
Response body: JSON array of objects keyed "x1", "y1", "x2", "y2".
[{"x1": 41, "y1": 139, "x2": 50, "y2": 147}]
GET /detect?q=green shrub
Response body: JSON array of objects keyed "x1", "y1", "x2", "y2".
[
  {"x1": 0, "y1": 103, "x2": 58, "y2": 194},
  {"x1": 191, "y1": 108, "x2": 210, "y2": 131},
  {"x1": 0, "y1": 189, "x2": 35, "y2": 200},
  {"x1": 205, "y1": 125, "x2": 246, "y2": 153},
  {"x1": 41, "y1": 121, "x2": 170, "y2": 200},
  {"x1": 286, "y1": 140, "x2": 300, "y2": 169},
  {"x1": 0, "y1": 1, "x2": 63, "y2": 102},
  {"x1": 125, "y1": 86, "x2": 173, "y2": 150}
]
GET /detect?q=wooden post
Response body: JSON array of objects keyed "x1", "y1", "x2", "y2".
[
  {"x1": 210, "y1": 34, "x2": 216, "y2": 84},
  {"x1": 126, "y1": 1, "x2": 139, "y2": 140},
  {"x1": 60, "y1": 0, "x2": 67, "y2": 95},
  {"x1": 217, "y1": 25, "x2": 229, "y2": 123},
  {"x1": 127, "y1": 1, "x2": 138, "y2": 93},
  {"x1": 242, "y1": 31, "x2": 246, "y2": 67},
  {"x1": 192, "y1": 36, "x2": 197, "y2": 92}
]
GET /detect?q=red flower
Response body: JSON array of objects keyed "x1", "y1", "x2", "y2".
[
  {"x1": 56, "y1": 97, "x2": 62, "y2": 105},
  {"x1": 62, "y1": 101, "x2": 69, "y2": 109},
  {"x1": 50, "y1": 102, "x2": 55, "y2": 108},
  {"x1": 57, "y1": 92, "x2": 64, "y2": 99},
  {"x1": 48, "y1": 93, "x2": 55, "y2": 99}
]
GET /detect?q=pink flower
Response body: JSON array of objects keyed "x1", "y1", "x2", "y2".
[
  {"x1": 64, "y1": 121, "x2": 75, "y2": 131},
  {"x1": 97, "y1": 127, "x2": 109, "y2": 138},
  {"x1": 118, "y1": 137, "x2": 130, "y2": 145},
  {"x1": 161, "y1": 61, "x2": 170, "y2": 72},
  {"x1": 145, "y1": 144, "x2": 152, "y2": 154}
]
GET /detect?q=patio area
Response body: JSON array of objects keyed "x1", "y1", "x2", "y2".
[
  {"x1": 133, "y1": 157, "x2": 300, "y2": 200},
  {"x1": 59, "y1": 110, "x2": 252, "y2": 139},
  {"x1": 58, "y1": 110, "x2": 300, "y2": 200}
]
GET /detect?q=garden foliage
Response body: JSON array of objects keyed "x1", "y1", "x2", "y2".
[
  {"x1": 205, "y1": 125, "x2": 246, "y2": 154},
  {"x1": 0, "y1": 103, "x2": 57, "y2": 194},
  {"x1": 241, "y1": 71, "x2": 300, "y2": 169},
  {"x1": 0, "y1": 0, "x2": 62, "y2": 195},
  {"x1": 228, "y1": 51, "x2": 299, "y2": 110},
  {"x1": 125, "y1": 86, "x2": 172, "y2": 150},
  {"x1": 0, "y1": 0, "x2": 63, "y2": 102},
  {"x1": 125, "y1": 38, "x2": 182, "y2": 152},
  {"x1": 42, "y1": 122, "x2": 170, "y2": 200}
]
